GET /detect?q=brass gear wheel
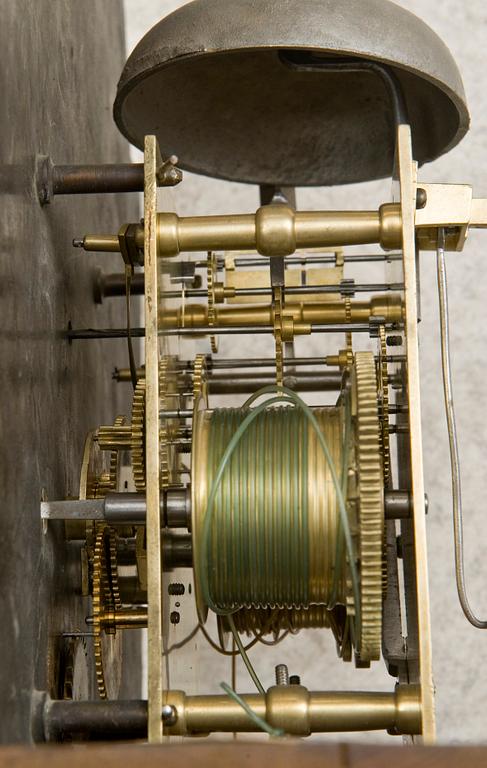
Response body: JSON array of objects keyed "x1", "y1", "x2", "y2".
[
  {"x1": 131, "y1": 357, "x2": 182, "y2": 491},
  {"x1": 159, "y1": 357, "x2": 171, "y2": 489},
  {"x1": 108, "y1": 528, "x2": 122, "y2": 611},
  {"x1": 193, "y1": 353, "x2": 208, "y2": 400},
  {"x1": 353, "y1": 351, "x2": 385, "y2": 662},
  {"x1": 78, "y1": 431, "x2": 116, "y2": 562},
  {"x1": 207, "y1": 252, "x2": 218, "y2": 354},
  {"x1": 273, "y1": 286, "x2": 284, "y2": 387},
  {"x1": 131, "y1": 378, "x2": 146, "y2": 492},
  {"x1": 377, "y1": 326, "x2": 391, "y2": 487},
  {"x1": 96, "y1": 415, "x2": 126, "y2": 495},
  {"x1": 344, "y1": 296, "x2": 354, "y2": 366},
  {"x1": 92, "y1": 525, "x2": 122, "y2": 699}
]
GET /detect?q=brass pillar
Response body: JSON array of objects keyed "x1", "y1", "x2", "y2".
[
  {"x1": 77, "y1": 204, "x2": 402, "y2": 256},
  {"x1": 157, "y1": 203, "x2": 402, "y2": 256},
  {"x1": 165, "y1": 685, "x2": 421, "y2": 736}
]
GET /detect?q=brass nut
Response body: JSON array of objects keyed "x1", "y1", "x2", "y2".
[
  {"x1": 281, "y1": 315, "x2": 295, "y2": 342},
  {"x1": 213, "y1": 283, "x2": 226, "y2": 303}
]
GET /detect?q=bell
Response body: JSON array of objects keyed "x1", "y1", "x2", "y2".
[{"x1": 114, "y1": 0, "x2": 469, "y2": 187}]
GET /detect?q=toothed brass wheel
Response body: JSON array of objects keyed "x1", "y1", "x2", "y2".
[
  {"x1": 207, "y1": 252, "x2": 218, "y2": 354},
  {"x1": 193, "y1": 353, "x2": 208, "y2": 400},
  {"x1": 92, "y1": 525, "x2": 122, "y2": 700},
  {"x1": 273, "y1": 286, "x2": 284, "y2": 387},
  {"x1": 131, "y1": 378, "x2": 146, "y2": 492},
  {"x1": 96, "y1": 415, "x2": 126, "y2": 495},
  {"x1": 131, "y1": 356, "x2": 183, "y2": 491},
  {"x1": 352, "y1": 351, "x2": 385, "y2": 662},
  {"x1": 377, "y1": 326, "x2": 391, "y2": 487}
]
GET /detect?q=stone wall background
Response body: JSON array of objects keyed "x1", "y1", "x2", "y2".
[{"x1": 122, "y1": 0, "x2": 487, "y2": 744}]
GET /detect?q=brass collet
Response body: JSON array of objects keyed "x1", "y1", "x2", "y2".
[{"x1": 156, "y1": 203, "x2": 402, "y2": 257}]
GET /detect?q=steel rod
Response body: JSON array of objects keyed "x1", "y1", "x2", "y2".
[
  {"x1": 437, "y1": 230, "x2": 487, "y2": 629},
  {"x1": 52, "y1": 163, "x2": 146, "y2": 194},
  {"x1": 209, "y1": 369, "x2": 334, "y2": 381},
  {"x1": 153, "y1": 282, "x2": 403, "y2": 300},
  {"x1": 68, "y1": 323, "x2": 390, "y2": 340},
  {"x1": 207, "y1": 357, "x2": 331, "y2": 370},
  {"x1": 41, "y1": 490, "x2": 191, "y2": 529},
  {"x1": 43, "y1": 700, "x2": 147, "y2": 741},
  {"x1": 209, "y1": 373, "x2": 342, "y2": 394},
  {"x1": 114, "y1": 358, "x2": 335, "y2": 380},
  {"x1": 42, "y1": 489, "x2": 412, "y2": 524},
  {"x1": 96, "y1": 272, "x2": 145, "y2": 299},
  {"x1": 231, "y1": 283, "x2": 404, "y2": 296},
  {"x1": 205, "y1": 252, "x2": 403, "y2": 268}
]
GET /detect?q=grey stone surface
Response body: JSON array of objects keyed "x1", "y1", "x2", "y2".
[
  {"x1": 0, "y1": 0, "x2": 141, "y2": 743},
  {"x1": 123, "y1": 0, "x2": 487, "y2": 744}
]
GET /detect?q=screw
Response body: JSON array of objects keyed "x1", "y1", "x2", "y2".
[
  {"x1": 161, "y1": 704, "x2": 178, "y2": 726},
  {"x1": 396, "y1": 535, "x2": 403, "y2": 559},
  {"x1": 416, "y1": 188, "x2": 427, "y2": 209},
  {"x1": 289, "y1": 675, "x2": 301, "y2": 686},
  {"x1": 168, "y1": 583, "x2": 185, "y2": 596},
  {"x1": 170, "y1": 611, "x2": 180, "y2": 625},
  {"x1": 275, "y1": 664, "x2": 289, "y2": 686},
  {"x1": 387, "y1": 335, "x2": 403, "y2": 347}
]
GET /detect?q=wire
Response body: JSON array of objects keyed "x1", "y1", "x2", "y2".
[
  {"x1": 199, "y1": 396, "x2": 306, "y2": 616},
  {"x1": 437, "y1": 229, "x2": 487, "y2": 628},
  {"x1": 220, "y1": 682, "x2": 284, "y2": 738},
  {"x1": 125, "y1": 266, "x2": 138, "y2": 389},
  {"x1": 198, "y1": 384, "x2": 362, "y2": 689},
  {"x1": 257, "y1": 630, "x2": 290, "y2": 646},
  {"x1": 199, "y1": 622, "x2": 261, "y2": 657},
  {"x1": 227, "y1": 615, "x2": 265, "y2": 695},
  {"x1": 241, "y1": 386, "x2": 361, "y2": 644},
  {"x1": 163, "y1": 624, "x2": 200, "y2": 655},
  {"x1": 329, "y1": 387, "x2": 352, "y2": 609}
]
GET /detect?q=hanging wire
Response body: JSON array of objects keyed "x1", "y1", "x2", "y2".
[
  {"x1": 163, "y1": 624, "x2": 200, "y2": 655},
  {"x1": 437, "y1": 228, "x2": 487, "y2": 628},
  {"x1": 220, "y1": 682, "x2": 284, "y2": 738},
  {"x1": 199, "y1": 623, "x2": 262, "y2": 657},
  {"x1": 125, "y1": 266, "x2": 138, "y2": 389},
  {"x1": 227, "y1": 615, "x2": 265, "y2": 695}
]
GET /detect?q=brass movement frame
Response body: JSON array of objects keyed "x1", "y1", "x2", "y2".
[
  {"x1": 136, "y1": 126, "x2": 477, "y2": 743},
  {"x1": 397, "y1": 125, "x2": 435, "y2": 742},
  {"x1": 144, "y1": 136, "x2": 165, "y2": 743}
]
